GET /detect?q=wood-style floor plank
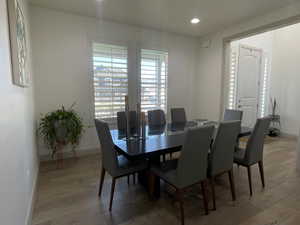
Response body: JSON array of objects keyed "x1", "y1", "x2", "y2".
[{"x1": 32, "y1": 136, "x2": 300, "y2": 225}]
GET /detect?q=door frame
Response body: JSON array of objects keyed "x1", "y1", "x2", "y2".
[{"x1": 220, "y1": 14, "x2": 300, "y2": 121}]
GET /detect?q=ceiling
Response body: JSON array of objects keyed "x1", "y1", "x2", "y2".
[{"x1": 29, "y1": 0, "x2": 297, "y2": 37}]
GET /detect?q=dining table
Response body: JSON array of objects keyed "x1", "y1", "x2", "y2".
[{"x1": 110, "y1": 120, "x2": 252, "y2": 197}]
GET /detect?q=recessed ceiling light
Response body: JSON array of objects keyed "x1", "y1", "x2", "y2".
[{"x1": 190, "y1": 18, "x2": 200, "y2": 24}]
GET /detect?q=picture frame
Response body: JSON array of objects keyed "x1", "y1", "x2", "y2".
[{"x1": 7, "y1": 0, "x2": 30, "y2": 87}]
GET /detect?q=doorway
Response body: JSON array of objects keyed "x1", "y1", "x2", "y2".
[
  {"x1": 237, "y1": 45, "x2": 262, "y2": 127},
  {"x1": 228, "y1": 34, "x2": 271, "y2": 128}
]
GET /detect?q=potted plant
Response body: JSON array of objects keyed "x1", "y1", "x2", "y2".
[{"x1": 38, "y1": 104, "x2": 84, "y2": 166}]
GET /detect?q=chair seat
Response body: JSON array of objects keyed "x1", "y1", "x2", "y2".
[
  {"x1": 233, "y1": 147, "x2": 246, "y2": 165},
  {"x1": 150, "y1": 159, "x2": 187, "y2": 188},
  {"x1": 114, "y1": 155, "x2": 148, "y2": 177}
]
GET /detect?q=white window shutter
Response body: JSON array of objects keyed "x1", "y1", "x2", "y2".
[
  {"x1": 93, "y1": 43, "x2": 128, "y2": 120},
  {"x1": 140, "y1": 49, "x2": 168, "y2": 112}
]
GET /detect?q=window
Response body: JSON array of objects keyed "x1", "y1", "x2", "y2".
[
  {"x1": 93, "y1": 43, "x2": 128, "y2": 120},
  {"x1": 140, "y1": 49, "x2": 168, "y2": 112},
  {"x1": 260, "y1": 57, "x2": 269, "y2": 117},
  {"x1": 228, "y1": 49, "x2": 237, "y2": 109}
]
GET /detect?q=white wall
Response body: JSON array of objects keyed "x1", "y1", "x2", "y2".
[
  {"x1": 0, "y1": 0, "x2": 38, "y2": 225},
  {"x1": 195, "y1": 2, "x2": 300, "y2": 121},
  {"x1": 30, "y1": 6, "x2": 199, "y2": 156},
  {"x1": 270, "y1": 23, "x2": 300, "y2": 135}
]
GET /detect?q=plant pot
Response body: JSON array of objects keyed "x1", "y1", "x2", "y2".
[
  {"x1": 54, "y1": 120, "x2": 68, "y2": 143},
  {"x1": 268, "y1": 127, "x2": 280, "y2": 137}
]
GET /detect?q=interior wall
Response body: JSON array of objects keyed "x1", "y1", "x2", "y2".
[
  {"x1": 30, "y1": 5, "x2": 199, "y2": 156},
  {"x1": 270, "y1": 23, "x2": 300, "y2": 135},
  {"x1": 0, "y1": 0, "x2": 38, "y2": 225},
  {"x1": 195, "y1": 1, "x2": 300, "y2": 122}
]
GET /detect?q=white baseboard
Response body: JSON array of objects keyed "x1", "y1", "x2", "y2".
[
  {"x1": 25, "y1": 163, "x2": 39, "y2": 225},
  {"x1": 39, "y1": 148, "x2": 100, "y2": 161}
]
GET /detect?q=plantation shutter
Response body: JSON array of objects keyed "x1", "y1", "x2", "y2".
[
  {"x1": 93, "y1": 43, "x2": 128, "y2": 120},
  {"x1": 140, "y1": 49, "x2": 168, "y2": 112}
]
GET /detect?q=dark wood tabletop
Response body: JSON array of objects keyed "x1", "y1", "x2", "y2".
[{"x1": 111, "y1": 121, "x2": 252, "y2": 160}]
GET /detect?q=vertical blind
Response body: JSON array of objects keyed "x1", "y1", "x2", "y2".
[
  {"x1": 140, "y1": 49, "x2": 168, "y2": 112},
  {"x1": 93, "y1": 43, "x2": 128, "y2": 120}
]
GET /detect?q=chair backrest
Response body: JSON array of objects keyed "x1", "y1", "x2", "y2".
[
  {"x1": 245, "y1": 117, "x2": 271, "y2": 165},
  {"x1": 224, "y1": 109, "x2": 243, "y2": 121},
  {"x1": 210, "y1": 121, "x2": 241, "y2": 176},
  {"x1": 171, "y1": 108, "x2": 187, "y2": 124},
  {"x1": 148, "y1": 109, "x2": 166, "y2": 126},
  {"x1": 176, "y1": 125, "x2": 215, "y2": 187},
  {"x1": 117, "y1": 111, "x2": 137, "y2": 130},
  {"x1": 94, "y1": 119, "x2": 118, "y2": 172}
]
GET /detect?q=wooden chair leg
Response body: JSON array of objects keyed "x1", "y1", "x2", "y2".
[
  {"x1": 176, "y1": 189, "x2": 185, "y2": 225},
  {"x1": 98, "y1": 167, "x2": 106, "y2": 197},
  {"x1": 247, "y1": 166, "x2": 253, "y2": 196},
  {"x1": 258, "y1": 161, "x2": 265, "y2": 188},
  {"x1": 201, "y1": 181, "x2": 209, "y2": 215},
  {"x1": 210, "y1": 177, "x2": 216, "y2": 210},
  {"x1": 109, "y1": 178, "x2": 116, "y2": 211},
  {"x1": 228, "y1": 169, "x2": 236, "y2": 201}
]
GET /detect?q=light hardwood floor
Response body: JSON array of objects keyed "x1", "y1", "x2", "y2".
[{"x1": 32, "y1": 136, "x2": 300, "y2": 225}]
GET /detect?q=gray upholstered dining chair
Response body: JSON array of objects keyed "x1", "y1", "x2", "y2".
[
  {"x1": 171, "y1": 108, "x2": 187, "y2": 124},
  {"x1": 224, "y1": 109, "x2": 243, "y2": 121},
  {"x1": 208, "y1": 120, "x2": 241, "y2": 210},
  {"x1": 150, "y1": 125, "x2": 215, "y2": 225},
  {"x1": 148, "y1": 109, "x2": 168, "y2": 161},
  {"x1": 117, "y1": 111, "x2": 137, "y2": 130},
  {"x1": 148, "y1": 109, "x2": 166, "y2": 126},
  {"x1": 234, "y1": 117, "x2": 271, "y2": 196},
  {"x1": 94, "y1": 119, "x2": 148, "y2": 211}
]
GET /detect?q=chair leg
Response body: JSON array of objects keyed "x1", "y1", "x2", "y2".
[
  {"x1": 176, "y1": 189, "x2": 185, "y2": 225},
  {"x1": 127, "y1": 175, "x2": 130, "y2": 185},
  {"x1": 228, "y1": 169, "x2": 236, "y2": 201},
  {"x1": 98, "y1": 167, "x2": 106, "y2": 197},
  {"x1": 133, "y1": 173, "x2": 136, "y2": 184},
  {"x1": 247, "y1": 166, "x2": 253, "y2": 196},
  {"x1": 258, "y1": 161, "x2": 265, "y2": 188},
  {"x1": 210, "y1": 177, "x2": 216, "y2": 210},
  {"x1": 109, "y1": 178, "x2": 116, "y2": 211},
  {"x1": 148, "y1": 172, "x2": 156, "y2": 198},
  {"x1": 201, "y1": 181, "x2": 209, "y2": 215}
]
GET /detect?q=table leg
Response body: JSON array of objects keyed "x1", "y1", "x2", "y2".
[{"x1": 138, "y1": 155, "x2": 161, "y2": 198}]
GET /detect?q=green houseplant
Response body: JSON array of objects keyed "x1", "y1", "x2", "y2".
[{"x1": 38, "y1": 104, "x2": 84, "y2": 159}]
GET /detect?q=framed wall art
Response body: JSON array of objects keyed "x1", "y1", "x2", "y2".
[{"x1": 7, "y1": 0, "x2": 30, "y2": 87}]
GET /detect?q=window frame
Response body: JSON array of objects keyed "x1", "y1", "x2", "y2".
[
  {"x1": 92, "y1": 42, "x2": 129, "y2": 123},
  {"x1": 140, "y1": 48, "x2": 168, "y2": 113},
  {"x1": 90, "y1": 42, "x2": 169, "y2": 123}
]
